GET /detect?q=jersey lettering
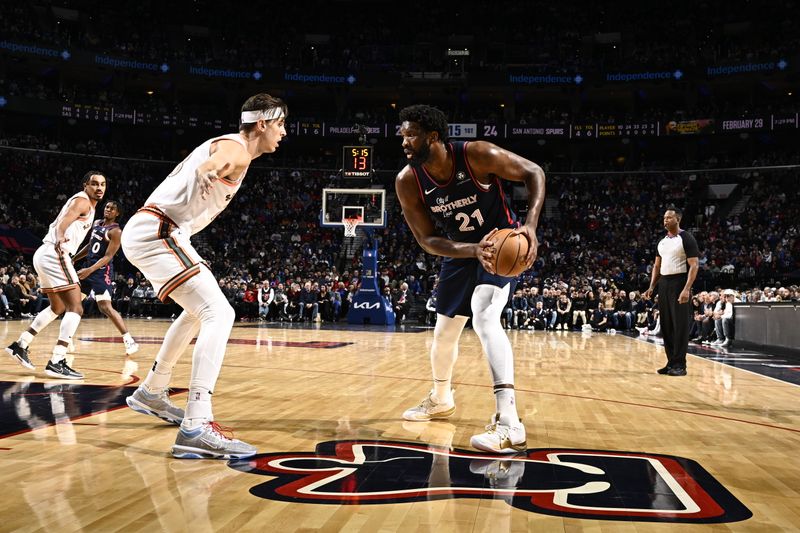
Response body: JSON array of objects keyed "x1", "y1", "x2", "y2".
[{"x1": 411, "y1": 142, "x2": 515, "y2": 243}]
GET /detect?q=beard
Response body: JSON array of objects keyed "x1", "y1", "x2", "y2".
[{"x1": 408, "y1": 141, "x2": 432, "y2": 165}]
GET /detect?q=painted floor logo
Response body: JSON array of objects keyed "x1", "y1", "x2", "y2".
[{"x1": 229, "y1": 440, "x2": 751, "y2": 523}]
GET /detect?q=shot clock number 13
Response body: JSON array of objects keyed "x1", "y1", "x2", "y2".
[{"x1": 342, "y1": 146, "x2": 372, "y2": 178}]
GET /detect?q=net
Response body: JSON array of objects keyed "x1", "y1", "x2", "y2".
[{"x1": 342, "y1": 216, "x2": 363, "y2": 237}]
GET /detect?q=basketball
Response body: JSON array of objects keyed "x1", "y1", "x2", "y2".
[{"x1": 488, "y1": 228, "x2": 530, "y2": 276}]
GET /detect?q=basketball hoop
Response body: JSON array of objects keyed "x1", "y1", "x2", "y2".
[{"x1": 342, "y1": 215, "x2": 363, "y2": 237}]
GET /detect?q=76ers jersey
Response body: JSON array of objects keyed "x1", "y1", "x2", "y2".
[
  {"x1": 43, "y1": 191, "x2": 95, "y2": 256},
  {"x1": 145, "y1": 133, "x2": 249, "y2": 236},
  {"x1": 86, "y1": 220, "x2": 119, "y2": 278},
  {"x1": 411, "y1": 141, "x2": 517, "y2": 243}
]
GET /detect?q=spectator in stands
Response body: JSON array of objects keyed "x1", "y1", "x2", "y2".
[
  {"x1": 613, "y1": 290, "x2": 633, "y2": 331},
  {"x1": 258, "y1": 281, "x2": 274, "y2": 320},
  {"x1": 571, "y1": 289, "x2": 587, "y2": 330},
  {"x1": 555, "y1": 293, "x2": 572, "y2": 330},
  {"x1": 242, "y1": 283, "x2": 258, "y2": 320},
  {"x1": 392, "y1": 282, "x2": 411, "y2": 324},
  {"x1": 542, "y1": 288, "x2": 557, "y2": 329},
  {"x1": 695, "y1": 291, "x2": 719, "y2": 343},
  {"x1": 318, "y1": 284, "x2": 334, "y2": 322},
  {"x1": 272, "y1": 282, "x2": 289, "y2": 321},
  {"x1": 286, "y1": 282, "x2": 301, "y2": 322},
  {"x1": 510, "y1": 289, "x2": 529, "y2": 329},
  {"x1": 525, "y1": 300, "x2": 548, "y2": 330},
  {"x1": 113, "y1": 277, "x2": 134, "y2": 317},
  {"x1": 299, "y1": 281, "x2": 319, "y2": 322},
  {"x1": 590, "y1": 303, "x2": 609, "y2": 332},
  {"x1": 713, "y1": 289, "x2": 737, "y2": 347},
  {"x1": 130, "y1": 279, "x2": 148, "y2": 317},
  {"x1": 0, "y1": 286, "x2": 10, "y2": 319},
  {"x1": 3, "y1": 275, "x2": 24, "y2": 318}
]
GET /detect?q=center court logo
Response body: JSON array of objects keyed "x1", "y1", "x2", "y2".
[{"x1": 229, "y1": 440, "x2": 751, "y2": 524}]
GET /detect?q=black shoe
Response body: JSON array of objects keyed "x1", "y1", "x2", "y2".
[
  {"x1": 656, "y1": 365, "x2": 671, "y2": 375},
  {"x1": 45, "y1": 359, "x2": 84, "y2": 380},
  {"x1": 6, "y1": 342, "x2": 34, "y2": 370},
  {"x1": 666, "y1": 367, "x2": 687, "y2": 376}
]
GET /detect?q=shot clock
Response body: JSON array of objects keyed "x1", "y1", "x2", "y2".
[{"x1": 342, "y1": 146, "x2": 372, "y2": 178}]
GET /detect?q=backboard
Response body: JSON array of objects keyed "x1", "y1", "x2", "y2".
[{"x1": 320, "y1": 188, "x2": 386, "y2": 228}]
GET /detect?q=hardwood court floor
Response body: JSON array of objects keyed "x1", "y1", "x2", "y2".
[{"x1": 1, "y1": 317, "x2": 799, "y2": 532}]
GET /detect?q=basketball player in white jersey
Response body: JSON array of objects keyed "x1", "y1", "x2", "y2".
[
  {"x1": 121, "y1": 93, "x2": 287, "y2": 459},
  {"x1": 6, "y1": 171, "x2": 106, "y2": 379}
]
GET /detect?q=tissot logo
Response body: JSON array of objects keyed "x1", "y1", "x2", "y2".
[{"x1": 229, "y1": 440, "x2": 751, "y2": 524}]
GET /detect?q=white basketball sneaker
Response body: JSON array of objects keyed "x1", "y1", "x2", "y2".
[
  {"x1": 402, "y1": 390, "x2": 455, "y2": 421},
  {"x1": 470, "y1": 414, "x2": 527, "y2": 454},
  {"x1": 172, "y1": 422, "x2": 257, "y2": 459},
  {"x1": 124, "y1": 337, "x2": 140, "y2": 355},
  {"x1": 126, "y1": 387, "x2": 184, "y2": 425}
]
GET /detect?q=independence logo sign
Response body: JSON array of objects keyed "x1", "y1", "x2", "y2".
[{"x1": 229, "y1": 440, "x2": 751, "y2": 524}]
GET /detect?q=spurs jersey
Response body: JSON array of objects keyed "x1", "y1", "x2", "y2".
[
  {"x1": 43, "y1": 191, "x2": 95, "y2": 256},
  {"x1": 145, "y1": 134, "x2": 249, "y2": 235},
  {"x1": 410, "y1": 141, "x2": 517, "y2": 244}
]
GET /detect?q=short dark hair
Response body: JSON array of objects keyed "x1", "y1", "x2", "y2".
[
  {"x1": 82, "y1": 170, "x2": 106, "y2": 187},
  {"x1": 240, "y1": 93, "x2": 288, "y2": 132},
  {"x1": 666, "y1": 205, "x2": 683, "y2": 219},
  {"x1": 105, "y1": 200, "x2": 122, "y2": 219},
  {"x1": 399, "y1": 105, "x2": 449, "y2": 143}
]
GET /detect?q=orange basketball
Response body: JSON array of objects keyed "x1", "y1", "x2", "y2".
[{"x1": 488, "y1": 228, "x2": 530, "y2": 277}]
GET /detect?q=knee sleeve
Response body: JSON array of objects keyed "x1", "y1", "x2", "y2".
[
  {"x1": 471, "y1": 284, "x2": 515, "y2": 385},
  {"x1": 169, "y1": 267, "x2": 234, "y2": 393},
  {"x1": 471, "y1": 284, "x2": 510, "y2": 338}
]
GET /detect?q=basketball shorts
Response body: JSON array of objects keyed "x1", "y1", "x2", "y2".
[
  {"x1": 33, "y1": 242, "x2": 80, "y2": 294},
  {"x1": 121, "y1": 206, "x2": 204, "y2": 303},
  {"x1": 435, "y1": 257, "x2": 516, "y2": 318},
  {"x1": 81, "y1": 266, "x2": 113, "y2": 301}
]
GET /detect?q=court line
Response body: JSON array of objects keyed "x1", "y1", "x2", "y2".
[
  {"x1": 223, "y1": 363, "x2": 800, "y2": 435},
  {"x1": 628, "y1": 334, "x2": 800, "y2": 389}
]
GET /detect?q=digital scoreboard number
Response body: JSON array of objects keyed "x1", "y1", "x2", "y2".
[{"x1": 342, "y1": 146, "x2": 372, "y2": 178}]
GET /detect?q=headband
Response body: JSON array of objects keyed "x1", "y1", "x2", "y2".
[{"x1": 240, "y1": 107, "x2": 285, "y2": 123}]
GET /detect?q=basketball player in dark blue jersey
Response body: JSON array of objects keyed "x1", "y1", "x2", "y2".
[
  {"x1": 73, "y1": 201, "x2": 139, "y2": 358},
  {"x1": 396, "y1": 105, "x2": 545, "y2": 454}
]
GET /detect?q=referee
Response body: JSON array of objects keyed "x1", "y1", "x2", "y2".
[{"x1": 643, "y1": 207, "x2": 699, "y2": 376}]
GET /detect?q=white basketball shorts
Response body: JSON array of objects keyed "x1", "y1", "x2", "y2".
[
  {"x1": 121, "y1": 206, "x2": 204, "y2": 302},
  {"x1": 33, "y1": 242, "x2": 80, "y2": 294}
]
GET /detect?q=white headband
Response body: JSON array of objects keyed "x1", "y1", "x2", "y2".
[{"x1": 240, "y1": 107, "x2": 285, "y2": 123}]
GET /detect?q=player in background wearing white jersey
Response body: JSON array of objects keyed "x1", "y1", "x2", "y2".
[
  {"x1": 6, "y1": 172, "x2": 106, "y2": 379},
  {"x1": 121, "y1": 93, "x2": 287, "y2": 459}
]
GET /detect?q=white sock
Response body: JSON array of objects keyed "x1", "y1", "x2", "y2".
[
  {"x1": 183, "y1": 388, "x2": 213, "y2": 430},
  {"x1": 50, "y1": 312, "x2": 81, "y2": 363},
  {"x1": 19, "y1": 306, "x2": 59, "y2": 348},
  {"x1": 50, "y1": 344, "x2": 68, "y2": 364},
  {"x1": 142, "y1": 310, "x2": 200, "y2": 394},
  {"x1": 494, "y1": 387, "x2": 520, "y2": 426},
  {"x1": 18, "y1": 331, "x2": 34, "y2": 349},
  {"x1": 122, "y1": 332, "x2": 134, "y2": 344},
  {"x1": 434, "y1": 379, "x2": 453, "y2": 405}
]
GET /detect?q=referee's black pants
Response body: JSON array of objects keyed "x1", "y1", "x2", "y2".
[{"x1": 658, "y1": 274, "x2": 693, "y2": 369}]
